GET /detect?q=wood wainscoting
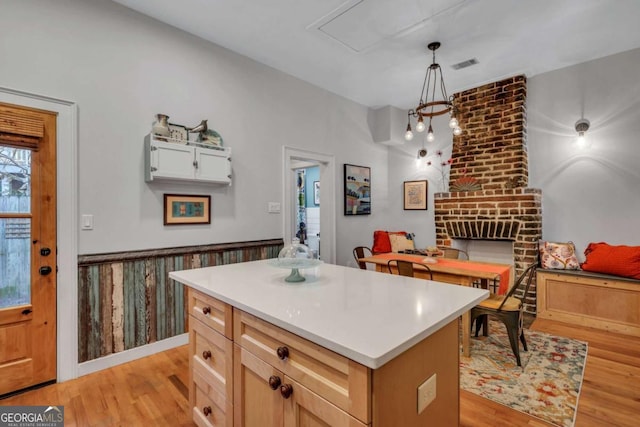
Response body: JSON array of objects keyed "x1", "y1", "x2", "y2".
[{"x1": 77, "y1": 239, "x2": 283, "y2": 363}]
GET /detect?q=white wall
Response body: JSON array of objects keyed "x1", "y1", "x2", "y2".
[
  {"x1": 2, "y1": 0, "x2": 639, "y2": 270},
  {"x1": 386, "y1": 120, "x2": 455, "y2": 249},
  {"x1": 389, "y1": 47, "x2": 640, "y2": 259},
  {"x1": 528, "y1": 47, "x2": 640, "y2": 260},
  {"x1": 0, "y1": 0, "x2": 389, "y2": 266}
]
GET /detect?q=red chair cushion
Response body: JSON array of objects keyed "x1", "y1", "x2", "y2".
[
  {"x1": 372, "y1": 230, "x2": 407, "y2": 254},
  {"x1": 580, "y1": 242, "x2": 640, "y2": 279}
]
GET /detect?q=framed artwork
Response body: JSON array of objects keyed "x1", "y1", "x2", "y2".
[
  {"x1": 344, "y1": 164, "x2": 371, "y2": 215},
  {"x1": 164, "y1": 194, "x2": 211, "y2": 225},
  {"x1": 403, "y1": 180, "x2": 428, "y2": 210},
  {"x1": 313, "y1": 181, "x2": 320, "y2": 205},
  {"x1": 168, "y1": 123, "x2": 188, "y2": 143}
]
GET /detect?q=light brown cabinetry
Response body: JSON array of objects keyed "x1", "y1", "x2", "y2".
[
  {"x1": 187, "y1": 288, "x2": 460, "y2": 427},
  {"x1": 537, "y1": 269, "x2": 640, "y2": 336},
  {"x1": 233, "y1": 310, "x2": 369, "y2": 427},
  {"x1": 188, "y1": 289, "x2": 233, "y2": 427}
]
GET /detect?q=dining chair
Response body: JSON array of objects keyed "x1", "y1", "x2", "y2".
[
  {"x1": 469, "y1": 262, "x2": 537, "y2": 366},
  {"x1": 352, "y1": 246, "x2": 373, "y2": 270},
  {"x1": 437, "y1": 246, "x2": 469, "y2": 260},
  {"x1": 387, "y1": 259, "x2": 433, "y2": 280}
]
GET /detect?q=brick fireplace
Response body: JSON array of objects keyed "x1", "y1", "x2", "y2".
[{"x1": 434, "y1": 75, "x2": 542, "y2": 313}]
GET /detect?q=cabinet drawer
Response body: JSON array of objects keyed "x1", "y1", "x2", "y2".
[
  {"x1": 192, "y1": 367, "x2": 233, "y2": 427},
  {"x1": 233, "y1": 309, "x2": 370, "y2": 424},
  {"x1": 284, "y1": 375, "x2": 368, "y2": 427},
  {"x1": 189, "y1": 288, "x2": 233, "y2": 339},
  {"x1": 191, "y1": 316, "x2": 234, "y2": 398}
]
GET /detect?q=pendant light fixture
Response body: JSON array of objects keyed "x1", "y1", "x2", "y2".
[{"x1": 404, "y1": 41, "x2": 462, "y2": 142}]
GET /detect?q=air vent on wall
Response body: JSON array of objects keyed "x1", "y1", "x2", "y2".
[{"x1": 451, "y1": 58, "x2": 479, "y2": 70}]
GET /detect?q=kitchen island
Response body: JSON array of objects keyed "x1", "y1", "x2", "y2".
[{"x1": 170, "y1": 259, "x2": 488, "y2": 427}]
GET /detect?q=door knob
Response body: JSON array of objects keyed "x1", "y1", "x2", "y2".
[{"x1": 40, "y1": 247, "x2": 51, "y2": 256}]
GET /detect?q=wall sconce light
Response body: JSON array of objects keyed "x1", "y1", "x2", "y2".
[{"x1": 575, "y1": 118, "x2": 590, "y2": 146}]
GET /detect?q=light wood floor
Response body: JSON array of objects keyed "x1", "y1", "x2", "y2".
[{"x1": 2, "y1": 319, "x2": 638, "y2": 426}]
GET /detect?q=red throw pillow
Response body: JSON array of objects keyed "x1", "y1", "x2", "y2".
[
  {"x1": 581, "y1": 242, "x2": 640, "y2": 279},
  {"x1": 372, "y1": 230, "x2": 391, "y2": 254},
  {"x1": 372, "y1": 230, "x2": 408, "y2": 254}
]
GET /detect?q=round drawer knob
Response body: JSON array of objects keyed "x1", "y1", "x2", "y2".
[
  {"x1": 202, "y1": 306, "x2": 211, "y2": 315},
  {"x1": 202, "y1": 350, "x2": 212, "y2": 360},
  {"x1": 276, "y1": 346, "x2": 289, "y2": 360},
  {"x1": 203, "y1": 406, "x2": 212, "y2": 416},
  {"x1": 280, "y1": 384, "x2": 293, "y2": 399},
  {"x1": 268, "y1": 375, "x2": 281, "y2": 390}
]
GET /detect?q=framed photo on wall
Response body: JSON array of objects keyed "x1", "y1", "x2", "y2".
[
  {"x1": 344, "y1": 164, "x2": 370, "y2": 215},
  {"x1": 403, "y1": 180, "x2": 428, "y2": 210},
  {"x1": 314, "y1": 181, "x2": 320, "y2": 205},
  {"x1": 164, "y1": 194, "x2": 211, "y2": 225}
]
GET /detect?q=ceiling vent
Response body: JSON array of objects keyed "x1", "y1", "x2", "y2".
[{"x1": 451, "y1": 58, "x2": 479, "y2": 70}]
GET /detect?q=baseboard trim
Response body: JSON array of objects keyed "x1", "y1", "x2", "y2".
[{"x1": 77, "y1": 333, "x2": 188, "y2": 377}]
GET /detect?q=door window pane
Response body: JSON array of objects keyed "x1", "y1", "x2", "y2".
[
  {"x1": 0, "y1": 147, "x2": 31, "y2": 213},
  {"x1": 0, "y1": 218, "x2": 31, "y2": 308}
]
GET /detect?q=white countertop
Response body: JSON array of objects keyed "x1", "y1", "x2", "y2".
[{"x1": 170, "y1": 259, "x2": 488, "y2": 369}]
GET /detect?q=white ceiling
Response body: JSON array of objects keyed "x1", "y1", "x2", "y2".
[{"x1": 112, "y1": 0, "x2": 640, "y2": 109}]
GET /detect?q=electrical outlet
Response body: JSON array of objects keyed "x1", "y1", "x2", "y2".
[
  {"x1": 268, "y1": 202, "x2": 281, "y2": 213},
  {"x1": 417, "y1": 373, "x2": 436, "y2": 414}
]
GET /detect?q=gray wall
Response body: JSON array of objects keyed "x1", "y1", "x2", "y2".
[
  {"x1": 528, "y1": 48, "x2": 640, "y2": 259},
  {"x1": 387, "y1": 48, "x2": 640, "y2": 259},
  {"x1": 0, "y1": 0, "x2": 388, "y2": 266},
  {"x1": 2, "y1": 0, "x2": 639, "y2": 267}
]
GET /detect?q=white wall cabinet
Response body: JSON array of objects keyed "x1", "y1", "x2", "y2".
[{"x1": 144, "y1": 135, "x2": 231, "y2": 184}]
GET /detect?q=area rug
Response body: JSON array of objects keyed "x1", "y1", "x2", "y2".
[{"x1": 460, "y1": 321, "x2": 588, "y2": 427}]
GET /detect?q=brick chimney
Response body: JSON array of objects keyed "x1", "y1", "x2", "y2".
[{"x1": 434, "y1": 75, "x2": 542, "y2": 313}]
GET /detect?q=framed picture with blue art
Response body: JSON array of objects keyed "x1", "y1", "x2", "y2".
[
  {"x1": 164, "y1": 194, "x2": 211, "y2": 225},
  {"x1": 344, "y1": 164, "x2": 370, "y2": 215}
]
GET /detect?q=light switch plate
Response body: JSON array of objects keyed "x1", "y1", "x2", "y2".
[
  {"x1": 417, "y1": 373, "x2": 436, "y2": 414},
  {"x1": 81, "y1": 214, "x2": 94, "y2": 230}
]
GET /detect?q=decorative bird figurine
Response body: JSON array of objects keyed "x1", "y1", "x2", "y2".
[{"x1": 186, "y1": 119, "x2": 208, "y2": 134}]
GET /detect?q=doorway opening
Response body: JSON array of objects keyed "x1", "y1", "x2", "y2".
[
  {"x1": 292, "y1": 165, "x2": 320, "y2": 258},
  {"x1": 283, "y1": 147, "x2": 335, "y2": 264}
]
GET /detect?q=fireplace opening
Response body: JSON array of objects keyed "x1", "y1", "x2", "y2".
[{"x1": 454, "y1": 240, "x2": 514, "y2": 265}]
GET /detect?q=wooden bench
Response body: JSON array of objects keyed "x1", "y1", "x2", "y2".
[{"x1": 537, "y1": 269, "x2": 640, "y2": 337}]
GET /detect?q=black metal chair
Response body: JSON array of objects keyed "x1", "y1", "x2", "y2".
[
  {"x1": 387, "y1": 259, "x2": 433, "y2": 280},
  {"x1": 470, "y1": 263, "x2": 538, "y2": 366},
  {"x1": 352, "y1": 246, "x2": 373, "y2": 270}
]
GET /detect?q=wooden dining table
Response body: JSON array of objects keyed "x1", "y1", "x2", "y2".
[{"x1": 358, "y1": 253, "x2": 513, "y2": 357}]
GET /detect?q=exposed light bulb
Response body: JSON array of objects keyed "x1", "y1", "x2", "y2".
[
  {"x1": 416, "y1": 117, "x2": 425, "y2": 133},
  {"x1": 426, "y1": 125, "x2": 435, "y2": 142},
  {"x1": 405, "y1": 129, "x2": 414, "y2": 141},
  {"x1": 448, "y1": 116, "x2": 458, "y2": 129},
  {"x1": 574, "y1": 119, "x2": 590, "y2": 147},
  {"x1": 453, "y1": 126, "x2": 462, "y2": 136}
]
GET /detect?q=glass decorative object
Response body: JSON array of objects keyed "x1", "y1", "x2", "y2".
[{"x1": 269, "y1": 240, "x2": 321, "y2": 283}]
